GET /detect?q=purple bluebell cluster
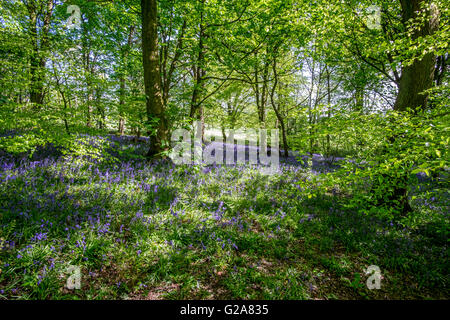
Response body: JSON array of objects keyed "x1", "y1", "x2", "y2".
[{"x1": 0, "y1": 133, "x2": 447, "y2": 299}]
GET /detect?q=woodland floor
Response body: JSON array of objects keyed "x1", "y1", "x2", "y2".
[{"x1": 0, "y1": 134, "x2": 448, "y2": 300}]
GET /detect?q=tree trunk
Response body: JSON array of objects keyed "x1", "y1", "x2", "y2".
[
  {"x1": 81, "y1": 15, "x2": 94, "y2": 128},
  {"x1": 254, "y1": 53, "x2": 269, "y2": 128},
  {"x1": 394, "y1": 0, "x2": 440, "y2": 112},
  {"x1": 189, "y1": 4, "x2": 206, "y2": 143},
  {"x1": 87, "y1": 91, "x2": 93, "y2": 128},
  {"x1": 377, "y1": 0, "x2": 440, "y2": 216},
  {"x1": 326, "y1": 67, "x2": 332, "y2": 157},
  {"x1": 270, "y1": 57, "x2": 289, "y2": 158},
  {"x1": 189, "y1": 7, "x2": 205, "y2": 124},
  {"x1": 221, "y1": 126, "x2": 227, "y2": 142},
  {"x1": 141, "y1": 0, "x2": 169, "y2": 158},
  {"x1": 118, "y1": 26, "x2": 135, "y2": 136},
  {"x1": 27, "y1": 0, "x2": 53, "y2": 107},
  {"x1": 27, "y1": 3, "x2": 42, "y2": 106},
  {"x1": 60, "y1": 92, "x2": 70, "y2": 135}
]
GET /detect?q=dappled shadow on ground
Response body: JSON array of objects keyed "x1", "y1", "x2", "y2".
[{"x1": 0, "y1": 135, "x2": 448, "y2": 299}]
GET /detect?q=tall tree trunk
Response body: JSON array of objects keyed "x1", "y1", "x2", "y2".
[
  {"x1": 221, "y1": 126, "x2": 227, "y2": 142},
  {"x1": 141, "y1": 0, "x2": 168, "y2": 158},
  {"x1": 81, "y1": 15, "x2": 94, "y2": 128},
  {"x1": 270, "y1": 58, "x2": 289, "y2": 158},
  {"x1": 377, "y1": 0, "x2": 440, "y2": 216},
  {"x1": 198, "y1": 106, "x2": 205, "y2": 143},
  {"x1": 96, "y1": 89, "x2": 104, "y2": 129},
  {"x1": 394, "y1": 0, "x2": 440, "y2": 112},
  {"x1": 27, "y1": 0, "x2": 54, "y2": 107},
  {"x1": 307, "y1": 57, "x2": 316, "y2": 157},
  {"x1": 87, "y1": 89, "x2": 93, "y2": 128},
  {"x1": 189, "y1": 5, "x2": 206, "y2": 142},
  {"x1": 260, "y1": 60, "x2": 269, "y2": 126},
  {"x1": 52, "y1": 63, "x2": 70, "y2": 135},
  {"x1": 118, "y1": 68, "x2": 126, "y2": 134},
  {"x1": 189, "y1": 12, "x2": 205, "y2": 117},
  {"x1": 118, "y1": 25, "x2": 135, "y2": 135},
  {"x1": 253, "y1": 52, "x2": 269, "y2": 128},
  {"x1": 60, "y1": 92, "x2": 70, "y2": 135},
  {"x1": 118, "y1": 110, "x2": 125, "y2": 135},
  {"x1": 28, "y1": 2, "x2": 40, "y2": 105},
  {"x1": 326, "y1": 66, "x2": 331, "y2": 157}
]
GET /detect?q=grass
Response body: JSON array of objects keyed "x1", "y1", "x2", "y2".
[{"x1": 0, "y1": 135, "x2": 448, "y2": 300}]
